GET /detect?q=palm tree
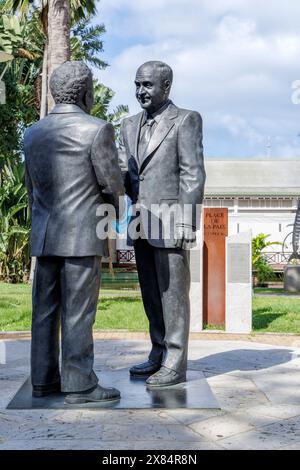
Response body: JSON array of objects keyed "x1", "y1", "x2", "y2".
[
  {"x1": 3, "y1": 0, "x2": 97, "y2": 115},
  {"x1": 47, "y1": 0, "x2": 71, "y2": 110}
]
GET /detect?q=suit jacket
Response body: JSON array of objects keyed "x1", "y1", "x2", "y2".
[
  {"x1": 118, "y1": 101, "x2": 206, "y2": 248},
  {"x1": 24, "y1": 103, "x2": 124, "y2": 257}
]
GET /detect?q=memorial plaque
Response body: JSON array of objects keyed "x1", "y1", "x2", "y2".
[
  {"x1": 227, "y1": 244, "x2": 251, "y2": 284},
  {"x1": 225, "y1": 231, "x2": 252, "y2": 333},
  {"x1": 190, "y1": 248, "x2": 201, "y2": 282},
  {"x1": 203, "y1": 208, "x2": 228, "y2": 326}
]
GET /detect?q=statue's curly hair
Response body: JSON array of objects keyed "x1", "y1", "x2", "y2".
[{"x1": 49, "y1": 61, "x2": 92, "y2": 105}]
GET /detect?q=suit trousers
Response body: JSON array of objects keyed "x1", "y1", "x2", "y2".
[
  {"x1": 134, "y1": 239, "x2": 190, "y2": 373},
  {"x1": 31, "y1": 256, "x2": 101, "y2": 392}
]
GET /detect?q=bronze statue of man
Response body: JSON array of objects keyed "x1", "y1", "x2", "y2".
[
  {"x1": 119, "y1": 61, "x2": 206, "y2": 387},
  {"x1": 24, "y1": 61, "x2": 124, "y2": 404}
]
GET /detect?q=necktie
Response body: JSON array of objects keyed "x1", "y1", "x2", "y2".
[
  {"x1": 144, "y1": 118, "x2": 155, "y2": 143},
  {"x1": 138, "y1": 118, "x2": 155, "y2": 163}
]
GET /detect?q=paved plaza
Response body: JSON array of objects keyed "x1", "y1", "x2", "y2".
[{"x1": 1, "y1": 335, "x2": 300, "y2": 450}]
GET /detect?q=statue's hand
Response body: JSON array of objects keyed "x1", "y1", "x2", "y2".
[{"x1": 174, "y1": 225, "x2": 196, "y2": 249}]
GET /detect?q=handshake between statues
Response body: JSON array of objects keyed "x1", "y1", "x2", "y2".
[{"x1": 24, "y1": 60, "x2": 205, "y2": 404}]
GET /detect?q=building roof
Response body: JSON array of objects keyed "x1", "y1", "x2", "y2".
[{"x1": 204, "y1": 160, "x2": 300, "y2": 196}]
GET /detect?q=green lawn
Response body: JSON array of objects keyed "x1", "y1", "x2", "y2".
[
  {"x1": 252, "y1": 296, "x2": 300, "y2": 333},
  {"x1": 0, "y1": 282, "x2": 147, "y2": 332},
  {"x1": 1, "y1": 282, "x2": 300, "y2": 334}
]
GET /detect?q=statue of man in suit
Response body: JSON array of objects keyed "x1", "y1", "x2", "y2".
[
  {"x1": 24, "y1": 61, "x2": 124, "y2": 404},
  {"x1": 119, "y1": 61, "x2": 206, "y2": 387}
]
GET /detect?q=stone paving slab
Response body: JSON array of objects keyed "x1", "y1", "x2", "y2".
[
  {"x1": 248, "y1": 369, "x2": 300, "y2": 405},
  {"x1": 205, "y1": 374, "x2": 270, "y2": 411},
  {"x1": 0, "y1": 439, "x2": 224, "y2": 450},
  {"x1": 244, "y1": 404, "x2": 300, "y2": 420},
  {"x1": 2, "y1": 420, "x2": 203, "y2": 443},
  {"x1": 1, "y1": 338, "x2": 300, "y2": 450},
  {"x1": 160, "y1": 408, "x2": 226, "y2": 425},
  {"x1": 218, "y1": 424, "x2": 300, "y2": 450},
  {"x1": 188, "y1": 409, "x2": 280, "y2": 441}
]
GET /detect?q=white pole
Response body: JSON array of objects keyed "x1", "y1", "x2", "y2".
[{"x1": 0, "y1": 62, "x2": 10, "y2": 81}]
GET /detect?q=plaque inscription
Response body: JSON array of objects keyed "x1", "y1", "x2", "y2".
[{"x1": 227, "y1": 243, "x2": 250, "y2": 284}]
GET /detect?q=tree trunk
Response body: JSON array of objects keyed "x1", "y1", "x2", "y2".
[
  {"x1": 40, "y1": 41, "x2": 48, "y2": 119},
  {"x1": 30, "y1": 1, "x2": 70, "y2": 284},
  {"x1": 47, "y1": 0, "x2": 71, "y2": 111}
]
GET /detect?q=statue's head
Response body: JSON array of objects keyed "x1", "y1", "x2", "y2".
[
  {"x1": 135, "y1": 60, "x2": 173, "y2": 114},
  {"x1": 49, "y1": 61, "x2": 94, "y2": 113}
]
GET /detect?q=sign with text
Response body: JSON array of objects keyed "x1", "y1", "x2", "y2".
[{"x1": 203, "y1": 208, "x2": 228, "y2": 326}]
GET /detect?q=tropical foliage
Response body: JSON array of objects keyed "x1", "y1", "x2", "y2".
[
  {"x1": 0, "y1": 0, "x2": 128, "y2": 282},
  {"x1": 0, "y1": 13, "x2": 23, "y2": 54},
  {"x1": 91, "y1": 81, "x2": 128, "y2": 135},
  {"x1": 252, "y1": 233, "x2": 282, "y2": 285},
  {"x1": 0, "y1": 159, "x2": 30, "y2": 282},
  {"x1": 71, "y1": 16, "x2": 107, "y2": 69}
]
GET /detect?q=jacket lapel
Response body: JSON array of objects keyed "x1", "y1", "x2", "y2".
[
  {"x1": 139, "y1": 103, "x2": 178, "y2": 174},
  {"x1": 134, "y1": 112, "x2": 145, "y2": 165},
  {"x1": 126, "y1": 112, "x2": 144, "y2": 167}
]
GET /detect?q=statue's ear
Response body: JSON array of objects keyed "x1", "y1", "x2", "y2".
[
  {"x1": 83, "y1": 87, "x2": 94, "y2": 111},
  {"x1": 164, "y1": 79, "x2": 171, "y2": 94},
  {"x1": 82, "y1": 90, "x2": 88, "y2": 107}
]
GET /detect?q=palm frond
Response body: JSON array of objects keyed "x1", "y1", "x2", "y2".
[
  {"x1": 70, "y1": 0, "x2": 97, "y2": 22},
  {"x1": 108, "y1": 104, "x2": 129, "y2": 125},
  {"x1": 71, "y1": 19, "x2": 107, "y2": 70}
]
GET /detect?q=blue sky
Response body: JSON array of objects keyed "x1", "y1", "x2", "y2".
[{"x1": 93, "y1": 0, "x2": 300, "y2": 159}]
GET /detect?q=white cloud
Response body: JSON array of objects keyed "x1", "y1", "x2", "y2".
[
  {"x1": 218, "y1": 114, "x2": 265, "y2": 144},
  {"x1": 95, "y1": 0, "x2": 300, "y2": 158},
  {"x1": 216, "y1": 15, "x2": 257, "y2": 41}
]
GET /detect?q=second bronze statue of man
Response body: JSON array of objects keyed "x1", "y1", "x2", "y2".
[
  {"x1": 24, "y1": 61, "x2": 124, "y2": 404},
  {"x1": 119, "y1": 61, "x2": 206, "y2": 387}
]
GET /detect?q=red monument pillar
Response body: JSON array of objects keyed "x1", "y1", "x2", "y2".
[{"x1": 203, "y1": 208, "x2": 228, "y2": 327}]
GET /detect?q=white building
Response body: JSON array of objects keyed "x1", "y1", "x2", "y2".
[{"x1": 111, "y1": 159, "x2": 300, "y2": 268}]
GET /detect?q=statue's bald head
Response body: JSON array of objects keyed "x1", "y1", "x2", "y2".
[
  {"x1": 136, "y1": 61, "x2": 173, "y2": 86},
  {"x1": 135, "y1": 61, "x2": 173, "y2": 114}
]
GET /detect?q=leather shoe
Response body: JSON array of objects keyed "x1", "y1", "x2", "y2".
[
  {"x1": 32, "y1": 382, "x2": 61, "y2": 398},
  {"x1": 146, "y1": 366, "x2": 186, "y2": 388},
  {"x1": 64, "y1": 384, "x2": 121, "y2": 404},
  {"x1": 129, "y1": 360, "x2": 161, "y2": 377}
]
